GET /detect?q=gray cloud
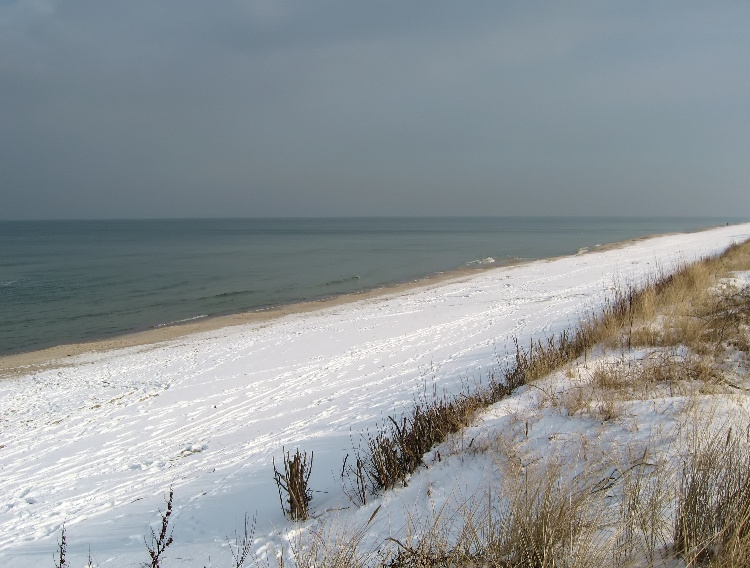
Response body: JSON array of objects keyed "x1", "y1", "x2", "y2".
[{"x1": 1, "y1": 1, "x2": 749, "y2": 218}]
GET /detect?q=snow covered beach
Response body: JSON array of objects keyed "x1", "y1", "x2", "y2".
[{"x1": 2, "y1": 223, "x2": 750, "y2": 566}]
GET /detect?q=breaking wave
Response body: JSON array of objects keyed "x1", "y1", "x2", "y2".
[
  {"x1": 154, "y1": 315, "x2": 208, "y2": 328},
  {"x1": 465, "y1": 257, "x2": 496, "y2": 266}
]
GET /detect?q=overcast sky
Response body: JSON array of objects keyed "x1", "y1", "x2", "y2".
[{"x1": 1, "y1": 1, "x2": 749, "y2": 219}]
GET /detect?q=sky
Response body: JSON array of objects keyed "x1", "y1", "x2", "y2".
[{"x1": 1, "y1": 1, "x2": 749, "y2": 219}]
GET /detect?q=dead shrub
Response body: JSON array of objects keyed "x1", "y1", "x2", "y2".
[
  {"x1": 54, "y1": 524, "x2": 68, "y2": 568},
  {"x1": 592, "y1": 362, "x2": 630, "y2": 392},
  {"x1": 145, "y1": 485, "x2": 175, "y2": 568},
  {"x1": 384, "y1": 509, "x2": 472, "y2": 568},
  {"x1": 341, "y1": 451, "x2": 369, "y2": 507},
  {"x1": 274, "y1": 448, "x2": 314, "y2": 521},
  {"x1": 717, "y1": 239, "x2": 750, "y2": 272},
  {"x1": 702, "y1": 285, "x2": 750, "y2": 352},
  {"x1": 510, "y1": 331, "x2": 589, "y2": 386},
  {"x1": 362, "y1": 428, "x2": 405, "y2": 493},
  {"x1": 273, "y1": 512, "x2": 382, "y2": 568},
  {"x1": 227, "y1": 512, "x2": 257, "y2": 568}
]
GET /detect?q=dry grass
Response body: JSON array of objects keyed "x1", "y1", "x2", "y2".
[
  {"x1": 274, "y1": 448, "x2": 314, "y2": 521},
  {"x1": 271, "y1": 517, "x2": 380, "y2": 568},
  {"x1": 370, "y1": 422, "x2": 750, "y2": 568},
  {"x1": 627, "y1": 242, "x2": 750, "y2": 356},
  {"x1": 352, "y1": 393, "x2": 486, "y2": 496},
  {"x1": 482, "y1": 462, "x2": 607, "y2": 568},
  {"x1": 361, "y1": 238, "x2": 750, "y2": 567},
  {"x1": 370, "y1": 457, "x2": 609, "y2": 568},
  {"x1": 674, "y1": 425, "x2": 750, "y2": 566},
  {"x1": 607, "y1": 445, "x2": 674, "y2": 566},
  {"x1": 593, "y1": 351, "x2": 718, "y2": 396}
]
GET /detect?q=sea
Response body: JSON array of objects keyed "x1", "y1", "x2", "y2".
[{"x1": 0, "y1": 217, "x2": 744, "y2": 357}]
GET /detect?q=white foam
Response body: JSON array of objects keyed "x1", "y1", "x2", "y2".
[
  {"x1": 154, "y1": 314, "x2": 209, "y2": 327},
  {"x1": 465, "y1": 256, "x2": 496, "y2": 265}
]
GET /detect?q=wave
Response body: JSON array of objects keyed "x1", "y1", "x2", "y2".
[
  {"x1": 154, "y1": 315, "x2": 209, "y2": 328},
  {"x1": 214, "y1": 290, "x2": 256, "y2": 299},
  {"x1": 0, "y1": 280, "x2": 18, "y2": 287},
  {"x1": 324, "y1": 275, "x2": 361, "y2": 286},
  {"x1": 465, "y1": 257, "x2": 496, "y2": 266}
]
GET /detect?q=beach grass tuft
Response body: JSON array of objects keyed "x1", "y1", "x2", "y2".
[{"x1": 274, "y1": 448, "x2": 314, "y2": 522}]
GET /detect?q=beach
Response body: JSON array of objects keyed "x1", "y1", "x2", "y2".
[
  {"x1": 0, "y1": 265, "x2": 494, "y2": 380},
  {"x1": 1, "y1": 222, "x2": 750, "y2": 566}
]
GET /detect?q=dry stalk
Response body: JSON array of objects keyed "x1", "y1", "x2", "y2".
[
  {"x1": 145, "y1": 486, "x2": 175, "y2": 568},
  {"x1": 274, "y1": 448, "x2": 314, "y2": 521},
  {"x1": 54, "y1": 524, "x2": 68, "y2": 568}
]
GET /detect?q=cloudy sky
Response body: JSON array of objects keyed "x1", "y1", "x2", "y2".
[{"x1": 1, "y1": 1, "x2": 749, "y2": 219}]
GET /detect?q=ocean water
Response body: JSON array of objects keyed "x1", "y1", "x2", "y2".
[{"x1": 0, "y1": 217, "x2": 742, "y2": 356}]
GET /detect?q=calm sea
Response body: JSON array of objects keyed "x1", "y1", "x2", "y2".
[{"x1": 0, "y1": 217, "x2": 743, "y2": 356}]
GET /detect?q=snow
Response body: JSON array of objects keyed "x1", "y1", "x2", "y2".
[{"x1": 1, "y1": 223, "x2": 750, "y2": 567}]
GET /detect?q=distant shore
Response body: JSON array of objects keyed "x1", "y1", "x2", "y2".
[{"x1": 0, "y1": 224, "x2": 731, "y2": 380}]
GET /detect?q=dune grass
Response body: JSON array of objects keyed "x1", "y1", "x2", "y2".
[{"x1": 322, "y1": 238, "x2": 750, "y2": 567}]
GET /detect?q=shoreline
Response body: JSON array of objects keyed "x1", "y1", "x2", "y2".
[
  {"x1": 0, "y1": 224, "x2": 732, "y2": 380},
  {"x1": 0, "y1": 263, "x2": 507, "y2": 379}
]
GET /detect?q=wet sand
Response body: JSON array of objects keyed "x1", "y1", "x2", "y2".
[{"x1": 0, "y1": 225, "x2": 723, "y2": 380}]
